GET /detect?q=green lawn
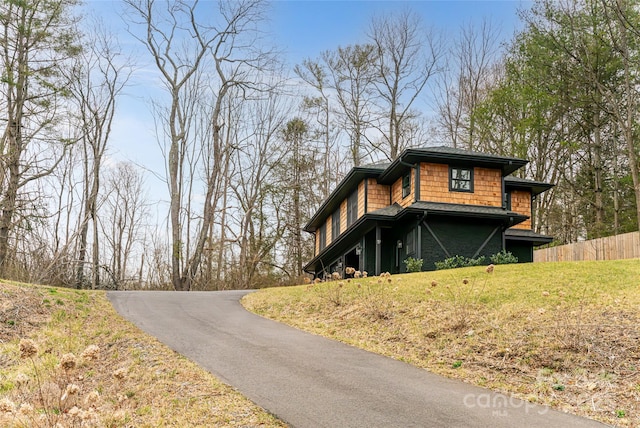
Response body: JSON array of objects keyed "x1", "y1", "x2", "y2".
[{"x1": 243, "y1": 259, "x2": 640, "y2": 427}]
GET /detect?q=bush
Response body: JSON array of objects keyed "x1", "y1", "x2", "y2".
[
  {"x1": 403, "y1": 257, "x2": 424, "y2": 273},
  {"x1": 490, "y1": 250, "x2": 518, "y2": 265},
  {"x1": 434, "y1": 255, "x2": 485, "y2": 270}
]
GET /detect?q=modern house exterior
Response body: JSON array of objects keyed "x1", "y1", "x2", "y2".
[{"x1": 303, "y1": 146, "x2": 553, "y2": 278}]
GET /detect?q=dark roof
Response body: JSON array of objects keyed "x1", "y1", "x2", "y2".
[
  {"x1": 365, "y1": 161, "x2": 391, "y2": 169},
  {"x1": 505, "y1": 228, "x2": 553, "y2": 245},
  {"x1": 404, "y1": 201, "x2": 528, "y2": 226},
  {"x1": 367, "y1": 203, "x2": 403, "y2": 217},
  {"x1": 377, "y1": 146, "x2": 528, "y2": 183},
  {"x1": 505, "y1": 176, "x2": 555, "y2": 196},
  {"x1": 304, "y1": 145, "x2": 536, "y2": 232},
  {"x1": 304, "y1": 165, "x2": 386, "y2": 232}
]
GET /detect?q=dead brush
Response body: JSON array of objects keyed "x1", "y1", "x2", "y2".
[
  {"x1": 355, "y1": 279, "x2": 394, "y2": 321},
  {"x1": 325, "y1": 282, "x2": 345, "y2": 306},
  {"x1": 434, "y1": 268, "x2": 492, "y2": 332},
  {"x1": 543, "y1": 286, "x2": 640, "y2": 375},
  {"x1": 1, "y1": 340, "x2": 106, "y2": 428},
  {"x1": 548, "y1": 284, "x2": 590, "y2": 353}
]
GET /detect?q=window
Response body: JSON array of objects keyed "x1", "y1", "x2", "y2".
[
  {"x1": 402, "y1": 172, "x2": 411, "y2": 198},
  {"x1": 450, "y1": 167, "x2": 474, "y2": 192},
  {"x1": 332, "y1": 209, "x2": 341, "y2": 241},
  {"x1": 347, "y1": 189, "x2": 358, "y2": 227},
  {"x1": 318, "y1": 223, "x2": 326, "y2": 251},
  {"x1": 406, "y1": 229, "x2": 416, "y2": 255}
]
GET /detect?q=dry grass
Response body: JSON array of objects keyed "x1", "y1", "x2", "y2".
[
  {"x1": 243, "y1": 259, "x2": 640, "y2": 427},
  {"x1": 0, "y1": 282, "x2": 286, "y2": 427}
]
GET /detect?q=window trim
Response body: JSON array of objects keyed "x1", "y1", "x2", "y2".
[
  {"x1": 402, "y1": 172, "x2": 411, "y2": 198},
  {"x1": 449, "y1": 166, "x2": 474, "y2": 193}
]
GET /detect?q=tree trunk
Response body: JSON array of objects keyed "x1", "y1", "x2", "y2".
[
  {"x1": 0, "y1": 122, "x2": 21, "y2": 277},
  {"x1": 593, "y1": 110, "x2": 605, "y2": 237}
]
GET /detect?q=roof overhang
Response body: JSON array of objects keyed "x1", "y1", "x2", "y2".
[
  {"x1": 304, "y1": 165, "x2": 385, "y2": 232},
  {"x1": 505, "y1": 228, "x2": 553, "y2": 246},
  {"x1": 378, "y1": 147, "x2": 528, "y2": 184},
  {"x1": 505, "y1": 177, "x2": 555, "y2": 196},
  {"x1": 402, "y1": 201, "x2": 529, "y2": 227}
]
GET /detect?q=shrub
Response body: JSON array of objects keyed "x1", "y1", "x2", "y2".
[
  {"x1": 490, "y1": 250, "x2": 518, "y2": 265},
  {"x1": 403, "y1": 257, "x2": 424, "y2": 273},
  {"x1": 434, "y1": 255, "x2": 485, "y2": 270}
]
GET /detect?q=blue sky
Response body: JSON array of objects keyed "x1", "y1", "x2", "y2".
[
  {"x1": 270, "y1": 1, "x2": 529, "y2": 67},
  {"x1": 83, "y1": 0, "x2": 532, "y2": 204}
]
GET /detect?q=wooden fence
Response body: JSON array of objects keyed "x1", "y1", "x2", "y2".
[{"x1": 534, "y1": 231, "x2": 640, "y2": 262}]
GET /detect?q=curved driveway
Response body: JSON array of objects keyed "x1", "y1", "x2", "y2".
[{"x1": 108, "y1": 290, "x2": 606, "y2": 428}]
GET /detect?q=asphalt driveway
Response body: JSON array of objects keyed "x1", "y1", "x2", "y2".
[{"x1": 108, "y1": 290, "x2": 607, "y2": 428}]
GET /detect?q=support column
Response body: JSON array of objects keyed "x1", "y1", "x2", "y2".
[{"x1": 375, "y1": 225, "x2": 381, "y2": 276}]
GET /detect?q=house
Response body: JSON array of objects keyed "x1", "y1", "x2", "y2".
[{"x1": 303, "y1": 146, "x2": 553, "y2": 278}]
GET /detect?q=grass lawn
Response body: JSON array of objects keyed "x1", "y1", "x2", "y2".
[
  {"x1": 243, "y1": 259, "x2": 640, "y2": 427},
  {"x1": 0, "y1": 282, "x2": 286, "y2": 427}
]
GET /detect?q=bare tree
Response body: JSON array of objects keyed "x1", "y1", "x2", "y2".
[
  {"x1": 294, "y1": 60, "x2": 343, "y2": 198},
  {"x1": 68, "y1": 20, "x2": 131, "y2": 289},
  {"x1": 228, "y1": 88, "x2": 291, "y2": 288},
  {"x1": 368, "y1": 9, "x2": 443, "y2": 160},
  {"x1": 102, "y1": 162, "x2": 149, "y2": 289},
  {"x1": 322, "y1": 44, "x2": 379, "y2": 166},
  {"x1": 125, "y1": 0, "x2": 273, "y2": 290},
  {"x1": 0, "y1": 0, "x2": 80, "y2": 277},
  {"x1": 435, "y1": 18, "x2": 503, "y2": 150}
]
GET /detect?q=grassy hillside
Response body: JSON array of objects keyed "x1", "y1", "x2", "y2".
[
  {"x1": 0, "y1": 282, "x2": 285, "y2": 427},
  {"x1": 243, "y1": 259, "x2": 640, "y2": 427}
]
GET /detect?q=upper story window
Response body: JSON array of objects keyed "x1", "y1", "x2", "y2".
[
  {"x1": 450, "y1": 166, "x2": 474, "y2": 192},
  {"x1": 331, "y1": 209, "x2": 341, "y2": 241},
  {"x1": 347, "y1": 189, "x2": 358, "y2": 227},
  {"x1": 402, "y1": 172, "x2": 411, "y2": 198},
  {"x1": 318, "y1": 223, "x2": 327, "y2": 251}
]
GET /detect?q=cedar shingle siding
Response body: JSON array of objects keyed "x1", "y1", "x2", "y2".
[
  {"x1": 391, "y1": 174, "x2": 414, "y2": 207},
  {"x1": 510, "y1": 190, "x2": 532, "y2": 229},
  {"x1": 367, "y1": 179, "x2": 389, "y2": 211},
  {"x1": 420, "y1": 163, "x2": 501, "y2": 206}
]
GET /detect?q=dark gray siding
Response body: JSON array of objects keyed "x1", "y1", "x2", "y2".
[
  {"x1": 420, "y1": 219, "x2": 503, "y2": 270},
  {"x1": 505, "y1": 241, "x2": 533, "y2": 263}
]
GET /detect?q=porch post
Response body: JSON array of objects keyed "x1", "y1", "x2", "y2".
[
  {"x1": 417, "y1": 224, "x2": 422, "y2": 261},
  {"x1": 375, "y1": 225, "x2": 381, "y2": 276}
]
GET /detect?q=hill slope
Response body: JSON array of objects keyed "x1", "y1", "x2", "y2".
[
  {"x1": 0, "y1": 282, "x2": 285, "y2": 427},
  {"x1": 243, "y1": 259, "x2": 640, "y2": 427}
]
